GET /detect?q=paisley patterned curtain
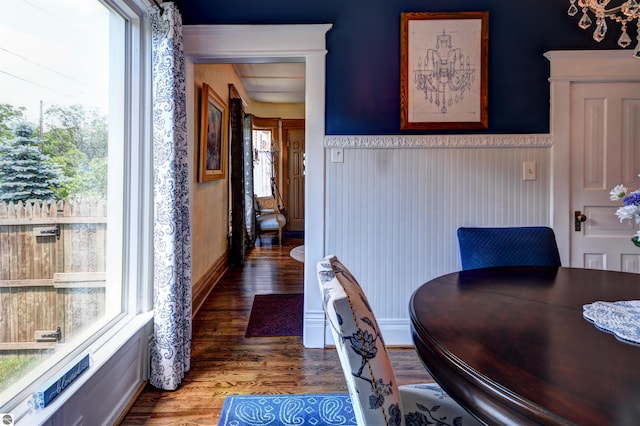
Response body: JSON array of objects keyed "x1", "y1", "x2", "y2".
[
  {"x1": 150, "y1": 2, "x2": 192, "y2": 390},
  {"x1": 243, "y1": 113, "x2": 256, "y2": 246}
]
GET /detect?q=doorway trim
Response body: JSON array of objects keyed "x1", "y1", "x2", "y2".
[
  {"x1": 183, "y1": 24, "x2": 332, "y2": 348},
  {"x1": 546, "y1": 50, "x2": 640, "y2": 266}
]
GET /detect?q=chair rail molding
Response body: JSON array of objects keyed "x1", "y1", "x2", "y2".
[{"x1": 325, "y1": 134, "x2": 553, "y2": 149}]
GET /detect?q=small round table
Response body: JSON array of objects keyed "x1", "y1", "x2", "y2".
[
  {"x1": 290, "y1": 245, "x2": 304, "y2": 262},
  {"x1": 410, "y1": 267, "x2": 640, "y2": 426}
]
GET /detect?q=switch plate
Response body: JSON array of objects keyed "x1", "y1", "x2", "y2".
[
  {"x1": 331, "y1": 148, "x2": 344, "y2": 163},
  {"x1": 523, "y1": 161, "x2": 536, "y2": 181}
]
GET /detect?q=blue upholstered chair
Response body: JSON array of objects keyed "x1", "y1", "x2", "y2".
[
  {"x1": 317, "y1": 255, "x2": 481, "y2": 426},
  {"x1": 457, "y1": 226, "x2": 561, "y2": 271}
]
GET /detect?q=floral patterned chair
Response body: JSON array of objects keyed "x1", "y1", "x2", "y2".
[{"x1": 316, "y1": 255, "x2": 481, "y2": 426}]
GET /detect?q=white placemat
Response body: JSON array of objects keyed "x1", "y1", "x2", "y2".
[{"x1": 583, "y1": 300, "x2": 640, "y2": 345}]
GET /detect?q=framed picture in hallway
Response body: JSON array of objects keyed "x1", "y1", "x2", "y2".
[
  {"x1": 400, "y1": 11, "x2": 489, "y2": 130},
  {"x1": 199, "y1": 82, "x2": 228, "y2": 182}
]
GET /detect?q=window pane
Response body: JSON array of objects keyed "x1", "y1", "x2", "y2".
[
  {"x1": 0, "y1": 0, "x2": 123, "y2": 403},
  {"x1": 253, "y1": 130, "x2": 273, "y2": 197}
]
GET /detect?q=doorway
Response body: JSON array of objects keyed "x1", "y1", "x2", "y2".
[
  {"x1": 548, "y1": 50, "x2": 640, "y2": 271},
  {"x1": 183, "y1": 24, "x2": 332, "y2": 348},
  {"x1": 569, "y1": 81, "x2": 640, "y2": 272},
  {"x1": 251, "y1": 117, "x2": 304, "y2": 238},
  {"x1": 283, "y1": 120, "x2": 305, "y2": 234}
]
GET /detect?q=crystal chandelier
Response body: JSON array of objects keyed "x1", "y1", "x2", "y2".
[{"x1": 568, "y1": 0, "x2": 640, "y2": 58}]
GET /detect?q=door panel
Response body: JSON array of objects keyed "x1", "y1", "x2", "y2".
[
  {"x1": 287, "y1": 129, "x2": 305, "y2": 232},
  {"x1": 570, "y1": 82, "x2": 640, "y2": 272}
]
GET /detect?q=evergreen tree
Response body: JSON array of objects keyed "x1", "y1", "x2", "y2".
[
  {"x1": 0, "y1": 123, "x2": 66, "y2": 202},
  {"x1": 0, "y1": 104, "x2": 26, "y2": 142}
]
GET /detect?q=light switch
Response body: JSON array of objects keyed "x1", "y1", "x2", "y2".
[
  {"x1": 523, "y1": 161, "x2": 536, "y2": 181},
  {"x1": 331, "y1": 148, "x2": 344, "y2": 163}
]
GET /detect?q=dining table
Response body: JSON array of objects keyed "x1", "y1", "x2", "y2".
[{"x1": 409, "y1": 266, "x2": 640, "y2": 426}]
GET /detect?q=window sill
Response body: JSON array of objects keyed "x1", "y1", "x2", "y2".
[{"x1": 10, "y1": 311, "x2": 153, "y2": 424}]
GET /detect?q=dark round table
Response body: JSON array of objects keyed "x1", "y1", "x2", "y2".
[{"x1": 409, "y1": 267, "x2": 640, "y2": 426}]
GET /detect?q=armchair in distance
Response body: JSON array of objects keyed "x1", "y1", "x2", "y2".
[{"x1": 254, "y1": 195, "x2": 287, "y2": 246}]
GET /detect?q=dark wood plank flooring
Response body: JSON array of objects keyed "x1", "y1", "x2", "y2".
[{"x1": 118, "y1": 237, "x2": 432, "y2": 425}]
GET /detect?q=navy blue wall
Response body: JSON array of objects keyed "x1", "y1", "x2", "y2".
[{"x1": 175, "y1": 0, "x2": 630, "y2": 135}]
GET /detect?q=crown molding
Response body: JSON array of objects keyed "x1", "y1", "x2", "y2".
[
  {"x1": 183, "y1": 24, "x2": 333, "y2": 62},
  {"x1": 545, "y1": 50, "x2": 640, "y2": 82}
]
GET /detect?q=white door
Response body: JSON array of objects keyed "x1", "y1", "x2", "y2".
[{"x1": 570, "y1": 82, "x2": 640, "y2": 272}]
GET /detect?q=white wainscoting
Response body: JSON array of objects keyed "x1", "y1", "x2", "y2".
[{"x1": 322, "y1": 134, "x2": 552, "y2": 345}]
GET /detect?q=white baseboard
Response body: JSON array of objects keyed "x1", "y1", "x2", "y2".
[
  {"x1": 303, "y1": 310, "x2": 326, "y2": 348},
  {"x1": 321, "y1": 318, "x2": 413, "y2": 347}
]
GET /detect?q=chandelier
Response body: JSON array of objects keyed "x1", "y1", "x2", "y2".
[
  {"x1": 567, "y1": 0, "x2": 640, "y2": 58},
  {"x1": 413, "y1": 31, "x2": 475, "y2": 114}
]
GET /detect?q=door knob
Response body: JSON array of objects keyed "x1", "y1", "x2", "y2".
[{"x1": 574, "y1": 211, "x2": 587, "y2": 231}]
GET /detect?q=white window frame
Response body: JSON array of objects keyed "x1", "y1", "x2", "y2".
[{"x1": 1, "y1": 0, "x2": 153, "y2": 420}]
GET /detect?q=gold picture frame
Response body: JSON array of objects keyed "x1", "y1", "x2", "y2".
[
  {"x1": 199, "y1": 82, "x2": 228, "y2": 182},
  {"x1": 400, "y1": 11, "x2": 489, "y2": 130}
]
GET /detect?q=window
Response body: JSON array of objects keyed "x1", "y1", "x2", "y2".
[
  {"x1": 0, "y1": 0, "x2": 148, "y2": 412},
  {"x1": 252, "y1": 129, "x2": 275, "y2": 197}
]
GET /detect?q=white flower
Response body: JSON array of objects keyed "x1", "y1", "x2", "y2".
[
  {"x1": 611, "y1": 179, "x2": 640, "y2": 245},
  {"x1": 615, "y1": 205, "x2": 640, "y2": 222},
  {"x1": 609, "y1": 184, "x2": 628, "y2": 201}
]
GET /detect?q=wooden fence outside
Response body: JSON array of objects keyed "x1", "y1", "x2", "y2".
[{"x1": 0, "y1": 199, "x2": 107, "y2": 358}]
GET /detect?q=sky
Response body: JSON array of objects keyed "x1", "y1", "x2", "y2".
[{"x1": 0, "y1": 0, "x2": 110, "y2": 124}]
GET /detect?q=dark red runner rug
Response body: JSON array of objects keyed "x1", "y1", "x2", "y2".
[{"x1": 245, "y1": 293, "x2": 303, "y2": 337}]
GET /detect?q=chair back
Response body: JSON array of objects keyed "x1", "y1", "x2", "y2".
[
  {"x1": 317, "y1": 255, "x2": 404, "y2": 426},
  {"x1": 457, "y1": 226, "x2": 561, "y2": 270},
  {"x1": 254, "y1": 195, "x2": 277, "y2": 213}
]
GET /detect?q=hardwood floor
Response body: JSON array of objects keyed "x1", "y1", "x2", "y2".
[{"x1": 118, "y1": 237, "x2": 432, "y2": 425}]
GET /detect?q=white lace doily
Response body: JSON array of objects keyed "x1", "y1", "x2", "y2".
[{"x1": 583, "y1": 300, "x2": 640, "y2": 345}]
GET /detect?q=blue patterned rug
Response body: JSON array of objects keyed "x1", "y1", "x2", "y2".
[{"x1": 218, "y1": 393, "x2": 356, "y2": 425}]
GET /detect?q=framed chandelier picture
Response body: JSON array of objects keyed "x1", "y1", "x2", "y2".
[{"x1": 400, "y1": 11, "x2": 489, "y2": 130}]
